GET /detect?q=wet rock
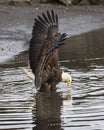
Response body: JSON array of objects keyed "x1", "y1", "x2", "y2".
[
  {"x1": 8, "y1": 0, "x2": 54, "y2": 4},
  {"x1": 59, "y1": 0, "x2": 71, "y2": 6},
  {"x1": 8, "y1": 0, "x2": 31, "y2": 5},
  {"x1": 32, "y1": 0, "x2": 53, "y2": 3},
  {"x1": 9, "y1": 0, "x2": 30, "y2": 2}
]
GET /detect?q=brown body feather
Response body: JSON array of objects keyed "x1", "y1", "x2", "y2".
[{"x1": 29, "y1": 10, "x2": 67, "y2": 91}]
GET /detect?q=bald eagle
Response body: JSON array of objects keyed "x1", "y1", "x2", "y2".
[{"x1": 23, "y1": 10, "x2": 72, "y2": 91}]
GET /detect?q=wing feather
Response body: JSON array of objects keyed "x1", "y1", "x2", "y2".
[
  {"x1": 47, "y1": 10, "x2": 53, "y2": 24},
  {"x1": 51, "y1": 9, "x2": 55, "y2": 24},
  {"x1": 29, "y1": 10, "x2": 59, "y2": 74},
  {"x1": 40, "y1": 33, "x2": 68, "y2": 70},
  {"x1": 37, "y1": 15, "x2": 48, "y2": 26},
  {"x1": 42, "y1": 12, "x2": 50, "y2": 25}
]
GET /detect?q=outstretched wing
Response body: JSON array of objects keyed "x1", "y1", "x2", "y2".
[
  {"x1": 29, "y1": 10, "x2": 67, "y2": 89},
  {"x1": 29, "y1": 10, "x2": 58, "y2": 74}
]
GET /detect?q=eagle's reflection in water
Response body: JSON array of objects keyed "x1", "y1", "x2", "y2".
[{"x1": 32, "y1": 91, "x2": 63, "y2": 130}]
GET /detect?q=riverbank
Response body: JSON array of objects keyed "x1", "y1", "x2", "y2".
[{"x1": 0, "y1": 4, "x2": 104, "y2": 63}]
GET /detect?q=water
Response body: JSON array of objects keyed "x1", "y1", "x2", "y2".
[{"x1": 0, "y1": 28, "x2": 104, "y2": 130}]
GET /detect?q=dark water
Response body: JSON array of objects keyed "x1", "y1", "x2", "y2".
[{"x1": 0, "y1": 28, "x2": 104, "y2": 130}]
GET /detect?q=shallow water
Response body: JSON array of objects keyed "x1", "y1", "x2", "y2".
[{"x1": 0, "y1": 28, "x2": 104, "y2": 130}]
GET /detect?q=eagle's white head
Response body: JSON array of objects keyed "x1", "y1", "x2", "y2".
[{"x1": 62, "y1": 72, "x2": 72, "y2": 87}]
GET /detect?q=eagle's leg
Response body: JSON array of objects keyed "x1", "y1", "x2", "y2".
[
  {"x1": 49, "y1": 82, "x2": 57, "y2": 91},
  {"x1": 50, "y1": 85, "x2": 57, "y2": 91},
  {"x1": 39, "y1": 82, "x2": 51, "y2": 92}
]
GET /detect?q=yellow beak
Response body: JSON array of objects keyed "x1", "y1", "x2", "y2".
[{"x1": 67, "y1": 81, "x2": 71, "y2": 87}]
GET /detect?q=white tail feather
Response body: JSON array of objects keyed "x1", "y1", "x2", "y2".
[{"x1": 22, "y1": 68, "x2": 35, "y2": 81}]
